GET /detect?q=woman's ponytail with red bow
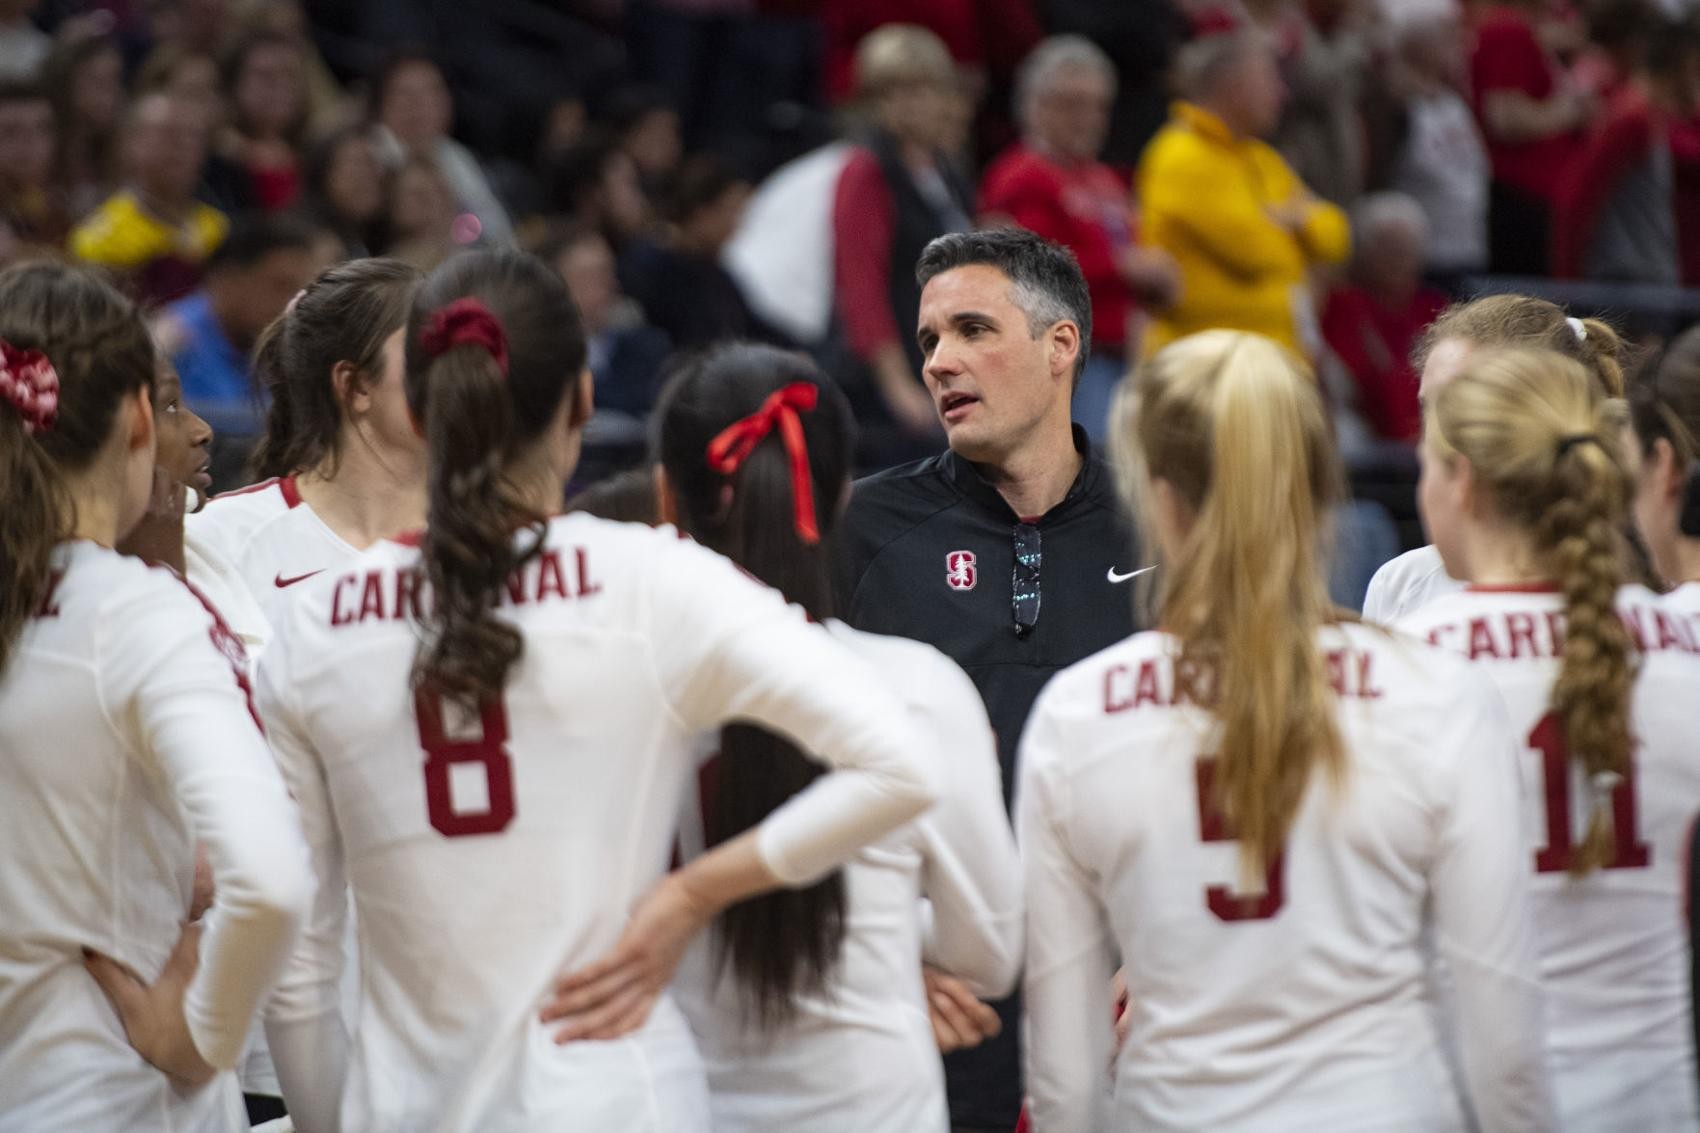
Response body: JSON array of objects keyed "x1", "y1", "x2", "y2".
[{"x1": 654, "y1": 342, "x2": 858, "y2": 1029}]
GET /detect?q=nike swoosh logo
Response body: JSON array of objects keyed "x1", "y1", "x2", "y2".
[
  {"x1": 274, "y1": 570, "x2": 325, "y2": 589},
  {"x1": 1107, "y1": 566, "x2": 1155, "y2": 584}
]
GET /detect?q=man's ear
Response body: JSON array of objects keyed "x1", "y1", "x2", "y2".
[{"x1": 1050, "y1": 320, "x2": 1082, "y2": 382}]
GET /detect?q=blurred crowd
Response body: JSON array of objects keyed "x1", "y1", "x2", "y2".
[{"x1": 6, "y1": 0, "x2": 1700, "y2": 494}]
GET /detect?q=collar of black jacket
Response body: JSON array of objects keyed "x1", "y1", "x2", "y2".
[{"x1": 941, "y1": 423, "x2": 1110, "y2": 523}]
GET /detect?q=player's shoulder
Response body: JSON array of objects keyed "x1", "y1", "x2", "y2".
[
  {"x1": 188, "y1": 476, "x2": 298, "y2": 553},
  {"x1": 53, "y1": 543, "x2": 233, "y2": 668},
  {"x1": 1036, "y1": 627, "x2": 1176, "y2": 718},
  {"x1": 1364, "y1": 544, "x2": 1457, "y2": 623},
  {"x1": 827, "y1": 619, "x2": 980, "y2": 708}
]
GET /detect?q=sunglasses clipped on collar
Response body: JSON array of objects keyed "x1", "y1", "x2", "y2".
[{"x1": 1012, "y1": 521, "x2": 1041, "y2": 637}]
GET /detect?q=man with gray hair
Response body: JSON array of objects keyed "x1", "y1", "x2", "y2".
[
  {"x1": 836, "y1": 227, "x2": 1144, "y2": 1133},
  {"x1": 981, "y1": 34, "x2": 1178, "y2": 442}
]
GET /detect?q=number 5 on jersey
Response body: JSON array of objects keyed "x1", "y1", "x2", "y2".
[
  {"x1": 1196, "y1": 757, "x2": 1285, "y2": 921},
  {"x1": 414, "y1": 689, "x2": 517, "y2": 837}
]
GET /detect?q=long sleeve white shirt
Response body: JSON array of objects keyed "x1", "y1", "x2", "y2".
[
  {"x1": 257, "y1": 515, "x2": 938, "y2": 1133},
  {"x1": 1018, "y1": 621, "x2": 1554, "y2": 1132},
  {"x1": 672, "y1": 620, "x2": 1022, "y2": 1132},
  {"x1": 1400, "y1": 584, "x2": 1700, "y2": 1131},
  {"x1": 0, "y1": 541, "x2": 310, "y2": 1132}
]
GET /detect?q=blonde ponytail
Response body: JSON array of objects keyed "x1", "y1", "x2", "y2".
[
  {"x1": 1116, "y1": 331, "x2": 1347, "y2": 882},
  {"x1": 1426, "y1": 348, "x2": 1636, "y2": 874}
]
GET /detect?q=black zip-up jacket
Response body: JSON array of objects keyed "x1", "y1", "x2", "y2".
[
  {"x1": 833, "y1": 428, "x2": 1144, "y2": 1130},
  {"x1": 833, "y1": 425, "x2": 1142, "y2": 1122},
  {"x1": 836, "y1": 428, "x2": 1143, "y2": 798}
]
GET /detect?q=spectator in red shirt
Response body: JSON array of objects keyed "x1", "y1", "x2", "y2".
[
  {"x1": 1552, "y1": 13, "x2": 1700, "y2": 285},
  {"x1": 831, "y1": 24, "x2": 973, "y2": 461},
  {"x1": 979, "y1": 35, "x2": 1178, "y2": 440},
  {"x1": 1471, "y1": 0, "x2": 1595, "y2": 275},
  {"x1": 1322, "y1": 192, "x2": 1446, "y2": 445}
]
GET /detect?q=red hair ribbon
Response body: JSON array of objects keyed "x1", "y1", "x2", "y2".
[
  {"x1": 705, "y1": 381, "x2": 822, "y2": 545},
  {"x1": 420, "y1": 297, "x2": 509, "y2": 377},
  {"x1": 0, "y1": 340, "x2": 59, "y2": 436}
]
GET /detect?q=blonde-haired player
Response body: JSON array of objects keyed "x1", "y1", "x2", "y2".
[
  {"x1": 253, "y1": 251, "x2": 941, "y2": 1132},
  {"x1": 1399, "y1": 347, "x2": 1700, "y2": 1129},
  {"x1": 1019, "y1": 330, "x2": 1554, "y2": 1131},
  {"x1": 1363, "y1": 294, "x2": 1628, "y2": 621},
  {"x1": 0, "y1": 262, "x2": 309, "y2": 1131}
]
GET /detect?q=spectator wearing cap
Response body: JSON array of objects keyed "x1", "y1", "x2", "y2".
[
  {"x1": 1470, "y1": 0, "x2": 1594, "y2": 275},
  {"x1": 371, "y1": 50, "x2": 514, "y2": 246},
  {"x1": 1552, "y1": 14, "x2": 1700, "y2": 285},
  {"x1": 1321, "y1": 193, "x2": 1447, "y2": 445},
  {"x1": 980, "y1": 36, "x2": 1179, "y2": 443},
  {"x1": 151, "y1": 213, "x2": 326, "y2": 441},
  {"x1": 70, "y1": 90, "x2": 230, "y2": 306},
  {"x1": 831, "y1": 24, "x2": 973, "y2": 461},
  {"x1": 1137, "y1": 29, "x2": 1349, "y2": 359}
]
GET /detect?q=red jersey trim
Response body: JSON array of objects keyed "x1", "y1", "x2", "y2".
[
  {"x1": 154, "y1": 565, "x2": 264, "y2": 733},
  {"x1": 1465, "y1": 581, "x2": 1561, "y2": 594},
  {"x1": 212, "y1": 475, "x2": 282, "y2": 500},
  {"x1": 278, "y1": 475, "x2": 302, "y2": 508}
]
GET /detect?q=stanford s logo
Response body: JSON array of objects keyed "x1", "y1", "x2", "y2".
[{"x1": 945, "y1": 550, "x2": 977, "y2": 592}]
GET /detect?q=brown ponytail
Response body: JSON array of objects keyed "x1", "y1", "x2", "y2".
[
  {"x1": 248, "y1": 258, "x2": 421, "y2": 481},
  {"x1": 0, "y1": 263, "x2": 157, "y2": 678},
  {"x1": 404, "y1": 252, "x2": 586, "y2": 709},
  {"x1": 0, "y1": 411, "x2": 67, "y2": 677},
  {"x1": 1114, "y1": 330, "x2": 1347, "y2": 882},
  {"x1": 1427, "y1": 348, "x2": 1636, "y2": 874}
]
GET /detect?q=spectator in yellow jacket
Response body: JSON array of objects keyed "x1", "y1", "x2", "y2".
[{"x1": 1137, "y1": 30, "x2": 1349, "y2": 358}]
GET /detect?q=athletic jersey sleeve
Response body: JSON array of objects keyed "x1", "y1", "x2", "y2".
[
  {"x1": 254, "y1": 616, "x2": 350, "y2": 1133},
  {"x1": 1017, "y1": 692, "x2": 1118, "y2": 1133},
  {"x1": 1426, "y1": 672, "x2": 1556, "y2": 1131},
  {"x1": 100, "y1": 573, "x2": 311, "y2": 1071},
  {"x1": 912, "y1": 649, "x2": 1023, "y2": 999},
  {"x1": 646, "y1": 533, "x2": 941, "y2": 886}
]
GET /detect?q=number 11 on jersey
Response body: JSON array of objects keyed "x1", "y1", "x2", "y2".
[{"x1": 414, "y1": 689, "x2": 518, "y2": 837}]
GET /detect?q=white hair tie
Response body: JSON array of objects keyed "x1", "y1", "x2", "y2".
[{"x1": 1567, "y1": 316, "x2": 1587, "y2": 342}]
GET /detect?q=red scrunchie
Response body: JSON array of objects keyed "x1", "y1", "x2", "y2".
[
  {"x1": 0, "y1": 341, "x2": 59, "y2": 436},
  {"x1": 420, "y1": 297, "x2": 509, "y2": 377},
  {"x1": 705, "y1": 382, "x2": 822, "y2": 545}
]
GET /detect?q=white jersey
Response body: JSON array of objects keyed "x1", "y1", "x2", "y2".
[
  {"x1": 0, "y1": 541, "x2": 309, "y2": 1132},
  {"x1": 256, "y1": 515, "x2": 938, "y2": 1133},
  {"x1": 185, "y1": 475, "x2": 362, "y2": 655},
  {"x1": 1362, "y1": 544, "x2": 1462, "y2": 623},
  {"x1": 673, "y1": 620, "x2": 1022, "y2": 1133},
  {"x1": 1018, "y1": 621, "x2": 1553, "y2": 1133},
  {"x1": 1398, "y1": 585, "x2": 1700, "y2": 1131},
  {"x1": 186, "y1": 473, "x2": 368, "y2": 1096}
]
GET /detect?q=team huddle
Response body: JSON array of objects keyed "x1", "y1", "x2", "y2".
[{"x1": 2, "y1": 226, "x2": 1699, "y2": 1133}]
